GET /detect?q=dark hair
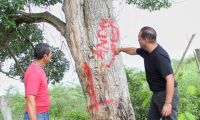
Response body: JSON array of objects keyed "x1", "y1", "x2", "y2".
[
  {"x1": 34, "y1": 43, "x2": 51, "y2": 60},
  {"x1": 140, "y1": 26, "x2": 157, "y2": 41}
]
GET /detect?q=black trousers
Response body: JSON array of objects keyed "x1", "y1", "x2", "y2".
[{"x1": 147, "y1": 88, "x2": 179, "y2": 120}]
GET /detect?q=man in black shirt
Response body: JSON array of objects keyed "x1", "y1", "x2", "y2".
[{"x1": 115, "y1": 26, "x2": 179, "y2": 120}]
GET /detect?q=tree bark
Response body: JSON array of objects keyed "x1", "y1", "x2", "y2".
[
  {"x1": 13, "y1": 11, "x2": 66, "y2": 36},
  {"x1": 62, "y1": 0, "x2": 135, "y2": 119},
  {"x1": 0, "y1": 96, "x2": 12, "y2": 120}
]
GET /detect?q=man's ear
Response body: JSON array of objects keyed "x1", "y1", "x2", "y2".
[
  {"x1": 144, "y1": 38, "x2": 148, "y2": 43},
  {"x1": 43, "y1": 54, "x2": 48, "y2": 59}
]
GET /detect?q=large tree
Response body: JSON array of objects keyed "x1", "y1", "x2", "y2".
[{"x1": 0, "y1": 0, "x2": 171, "y2": 119}]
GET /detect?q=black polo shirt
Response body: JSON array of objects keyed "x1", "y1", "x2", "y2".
[{"x1": 136, "y1": 44, "x2": 176, "y2": 92}]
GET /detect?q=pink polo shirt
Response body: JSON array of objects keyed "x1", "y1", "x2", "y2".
[{"x1": 24, "y1": 63, "x2": 50, "y2": 113}]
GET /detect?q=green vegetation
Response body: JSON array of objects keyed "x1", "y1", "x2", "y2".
[
  {"x1": 49, "y1": 85, "x2": 89, "y2": 120},
  {"x1": 126, "y1": 0, "x2": 171, "y2": 11},
  {"x1": 126, "y1": 68, "x2": 151, "y2": 119},
  {"x1": 175, "y1": 57, "x2": 200, "y2": 120}
]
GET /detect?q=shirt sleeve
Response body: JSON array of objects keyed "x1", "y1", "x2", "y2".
[
  {"x1": 136, "y1": 48, "x2": 147, "y2": 58},
  {"x1": 25, "y1": 73, "x2": 41, "y2": 96},
  {"x1": 156, "y1": 54, "x2": 173, "y2": 78}
]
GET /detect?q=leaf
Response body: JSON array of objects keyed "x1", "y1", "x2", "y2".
[
  {"x1": 178, "y1": 112, "x2": 196, "y2": 120},
  {"x1": 126, "y1": 0, "x2": 171, "y2": 11},
  {"x1": 185, "y1": 112, "x2": 196, "y2": 120},
  {"x1": 178, "y1": 113, "x2": 185, "y2": 120},
  {"x1": 187, "y1": 85, "x2": 196, "y2": 95}
]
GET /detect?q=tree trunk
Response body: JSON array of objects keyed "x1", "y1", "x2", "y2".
[
  {"x1": 62, "y1": 0, "x2": 135, "y2": 119},
  {"x1": 0, "y1": 96, "x2": 12, "y2": 120}
]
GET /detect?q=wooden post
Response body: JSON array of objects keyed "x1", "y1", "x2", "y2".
[
  {"x1": 194, "y1": 49, "x2": 200, "y2": 73},
  {"x1": 174, "y1": 34, "x2": 196, "y2": 76}
]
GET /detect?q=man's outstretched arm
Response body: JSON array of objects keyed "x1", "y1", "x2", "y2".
[{"x1": 115, "y1": 47, "x2": 137, "y2": 55}]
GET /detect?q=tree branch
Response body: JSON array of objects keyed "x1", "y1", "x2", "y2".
[
  {"x1": 0, "y1": 26, "x2": 16, "y2": 48},
  {"x1": 4, "y1": 46, "x2": 24, "y2": 76},
  {"x1": 0, "y1": 69, "x2": 19, "y2": 80},
  {"x1": 0, "y1": 62, "x2": 19, "y2": 80},
  {"x1": 18, "y1": 30, "x2": 34, "y2": 49},
  {"x1": 12, "y1": 11, "x2": 66, "y2": 36}
]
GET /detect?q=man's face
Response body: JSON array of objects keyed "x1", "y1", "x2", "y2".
[
  {"x1": 44, "y1": 50, "x2": 52, "y2": 64},
  {"x1": 138, "y1": 32, "x2": 146, "y2": 48}
]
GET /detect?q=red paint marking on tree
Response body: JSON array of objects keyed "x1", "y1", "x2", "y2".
[
  {"x1": 93, "y1": 18, "x2": 120, "y2": 68},
  {"x1": 83, "y1": 18, "x2": 119, "y2": 112},
  {"x1": 83, "y1": 62, "x2": 99, "y2": 112},
  {"x1": 83, "y1": 62, "x2": 114, "y2": 112},
  {"x1": 89, "y1": 99, "x2": 114, "y2": 110}
]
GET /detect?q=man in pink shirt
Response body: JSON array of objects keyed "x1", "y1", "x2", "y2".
[{"x1": 24, "y1": 43, "x2": 52, "y2": 120}]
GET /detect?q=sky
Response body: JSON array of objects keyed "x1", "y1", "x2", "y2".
[{"x1": 0, "y1": 0, "x2": 200, "y2": 95}]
